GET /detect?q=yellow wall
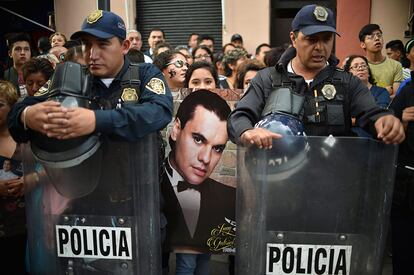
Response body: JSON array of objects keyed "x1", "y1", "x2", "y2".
[
  {"x1": 110, "y1": 0, "x2": 136, "y2": 30},
  {"x1": 371, "y1": 0, "x2": 411, "y2": 45},
  {"x1": 54, "y1": 0, "x2": 135, "y2": 38},
  {"x1": 54, "y1": 0, "x2": 96, "y2": 38},
  {"x1": 223, "y1": 0, "x2": 270, "y2": 55}
]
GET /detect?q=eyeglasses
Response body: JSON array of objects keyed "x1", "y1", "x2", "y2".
[
  {"x1": 166, "y1": 59, "x2": 189, "y2": 68},
  {"x1": 365, "y1": 32, "x2": 383, "y2": 40},
  {"x1": 349, "y1": 63, "x2": 368, "y2": 71},
  {"x1": 194, "y1": 54, "x2": 211, "y2": 60}
]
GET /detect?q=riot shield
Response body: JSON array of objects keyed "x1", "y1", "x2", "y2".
[
  {"x1": 236, "y1": 136, "x2": 397, "y2": 275},
  {"x1": 23, "y1": 133, "x2": 161, "y2": 275}
]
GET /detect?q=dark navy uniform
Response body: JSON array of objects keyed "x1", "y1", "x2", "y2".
[
  {"x1": 228, "y1": 47, "x2": 391, "y2": 143},
  {"x1": 7, "y1": 57, "x2": 173, "y2": 143},
  {"x1": 389, "y1": 80, "x2": 414, "y2": 275}
]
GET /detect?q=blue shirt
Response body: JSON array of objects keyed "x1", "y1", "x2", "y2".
[
  {"x1": 7, "y1": 58, "x2": 173, "y2": 143},
  {"x1": 370, "y1": 85, "x2": 390, "y2": 108},
  {"x1": 396, "y1": 77, "x2": 411, "y2": 95},
  {"x1": 92, "y1": 58, "x2": 173, "y2": 140}
]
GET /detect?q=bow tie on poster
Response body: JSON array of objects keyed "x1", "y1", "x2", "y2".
[{"x1": 177, "y1": 181, "x2": 200, "y2": 192}]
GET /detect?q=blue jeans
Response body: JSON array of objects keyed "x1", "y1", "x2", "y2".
[{"x1": 175, "y1": 253, "x2": 211, "y2": 275}]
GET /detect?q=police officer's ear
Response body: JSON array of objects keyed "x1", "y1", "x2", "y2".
[
  {"x1": 289, "y1": 31, "x2": 297, "y2": 47},
  {"x1": 170, "y1": 118, "x2": 182, "y2": 142},
  {"x1": 121, "y1": 39, "x2": 131, "y2": 55}
]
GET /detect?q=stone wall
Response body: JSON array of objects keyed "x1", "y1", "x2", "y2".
[{"x1": 161, "y1": 88, "x2": 243, "y2": 188}]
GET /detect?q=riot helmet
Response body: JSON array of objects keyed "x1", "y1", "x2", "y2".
[
  {"x1": 245, "y1": 112, "x2": 309, "y2": 181},
  {"x1": 30, "y1": 61, "x2": 102, "y2": 198}
]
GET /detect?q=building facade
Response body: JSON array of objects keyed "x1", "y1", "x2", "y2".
[{"x1": 54, "y1": 0, "x2": 412, "y2": 63}]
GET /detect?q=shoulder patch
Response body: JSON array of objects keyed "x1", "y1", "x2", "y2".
[
  {"x1": 34, "y1": 80, "x2": 51, "y2": 97},
  {"x1": 145, "y1": 78, "x2": 166, "y2": 95}
]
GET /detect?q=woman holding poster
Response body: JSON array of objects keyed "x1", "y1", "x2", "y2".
[{"x1": 0, "y1": 80, "x2": 26, "y2": 274}]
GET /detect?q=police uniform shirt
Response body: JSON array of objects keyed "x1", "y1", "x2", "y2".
[
  {"x1": 287, "y1": 60, "x2": 313, "y2": 85},
  {"x1": 7, "y1": 57, "x2": 173, "y2": 143},
  {"x1": 227, "y1": 47, "x2": 391, "y2": 143},
  {"x1": 390, "y1": 83, "x2": 414, "y2": 167},
  {"x1": 92, "y1": 57, "x2": 173, "y2": 140}
]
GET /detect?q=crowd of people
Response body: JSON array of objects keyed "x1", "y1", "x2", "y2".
[
  {"x1": 3, "y1": 21, "x2": 413, "y2": 102},
  {"x1": 0, "y1": 3, "x2": 413, "y2": 275}
]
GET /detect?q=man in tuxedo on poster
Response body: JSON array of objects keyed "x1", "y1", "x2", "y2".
[{"x1": 161, "y1": 90, "x2": 236, "y2": 274}]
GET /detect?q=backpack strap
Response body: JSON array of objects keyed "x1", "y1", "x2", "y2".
[
  {"x1": 270, "y1": 66, "x2": 294, "y2": 89},
  {"x1": 120, "y1": 62, "x2": 141, "y2": 99}
]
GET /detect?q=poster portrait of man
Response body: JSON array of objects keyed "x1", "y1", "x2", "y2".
[
  {"x1": 161, "y1": 90, "x2": 236, "y2": 253},
  {"x1": 0, "y1": 159, "x2": 19, "y2": 180}
]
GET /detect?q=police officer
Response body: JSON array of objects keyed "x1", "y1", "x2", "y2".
[
  {"x1": 7, "y1": 10, "x2": 172, "y2": 275},
  {"x1": 7, "y1": 10, "x2": 173, "y2": 142},
  {"x1": 227, "y1": 4, "x2": 404, "y2": 147}
]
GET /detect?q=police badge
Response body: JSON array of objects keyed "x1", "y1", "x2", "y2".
[
  {"x1": 321, "y1": 84, "x2": 336, "y2": 100},
  {"x1": 313, "y1": 6, "x2": 328, "y2": 22},
  {"x1": 145, "y1": 78, "x2": 166, "y2": 95},
  {"x1": 121, "y1": 88, "x2": 139, "y2": 102},
  {"x1": 87, "y1": 10, "x2": 103, "y2": 24}
]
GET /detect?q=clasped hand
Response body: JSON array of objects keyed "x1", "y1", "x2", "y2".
[
  {"x1": 0, "y1": 177, "x2": 24, "y2": 198},
  {"x1": 24, "y1": 101, "x2": 96, "y2": 139}
]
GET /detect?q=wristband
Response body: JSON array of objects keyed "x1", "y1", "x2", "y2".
[{"x1": 22, "y1": 106, "x2": 31, "y2": 131}]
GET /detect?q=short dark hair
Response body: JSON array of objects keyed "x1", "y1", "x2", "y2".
[
  {"x1": 184, "y1": 61, "x2": 219, "y2": 88},
  {"x1": 169, "y1": 90, "x2": 231, "y2": 151},
  {"x1": 264, "y1": 46, "x2": 286, "y2": 67},
  {"x1": 192, "y1": 45, "x2": 213, "y2": 60},
  {"x1": 149, "y1": 28, "x2": 166, "y2": 39},
  {"x1": 236, "y1": 59, "x2": 265, "y2": 89},
  {"x1": 153, "y1": 50, "x2": 186, "y2": 71},
  {"x1": 22, "y1": 57, "x2": 54, "y2": 81},
  {"x1": 37, "y1": 36, "x2": 51, "y2": 54},
  {"x1": 222, "y1": 43, "x2": 235, "y2": 53},
  {"x1": 385, "y1": 39, "x2": 405, "y2": 53},
  {"x1": 127, "y1": 48, "x2": 145, "y2": 63},
  {"x1": 7, "y1": 32, "x2": 32, "y2": 50},
  {"x1": 358, "y1": 24, "x2": 381, "y2": 42},
  {"x1": 188, "y1": 32, "x2": 199, "y2": 40},
  {"x1": 63, "y1": 45, "x2": 83, "y2": 63},
  {"x1": 343, "y1": 55, "x2": 376, "y2": 85},
  {"x1": 63, "y1": 39, "x2": 82, "y2": 50},
  {"x1": 153, "y1": 42, "x2": 172, "y2": 56},
  {"x1": 255, "y1": 43, "x2": 271, "y2": 55},
  {"x1": 198, "y1": 34, "x2": 215, "y2": 45}
]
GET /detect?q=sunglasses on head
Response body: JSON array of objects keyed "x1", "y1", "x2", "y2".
[{"x1": 166, "y1": 59, "x2": 189, "y2": 68}]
